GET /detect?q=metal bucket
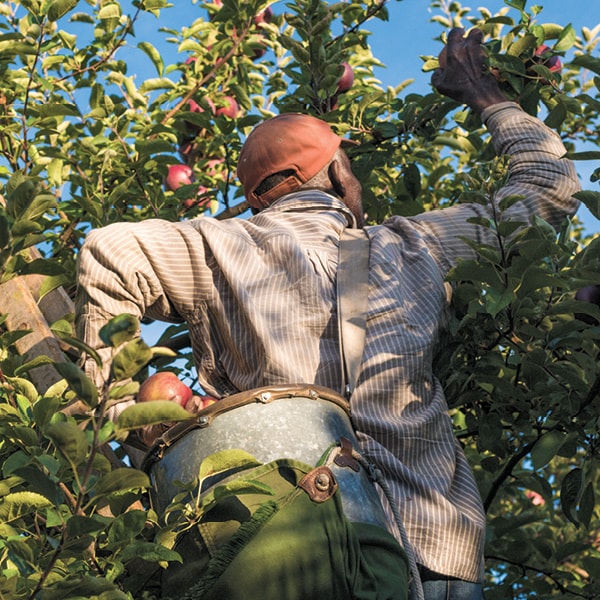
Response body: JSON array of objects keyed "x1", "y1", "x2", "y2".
[{"x1": 144, "y1": 384, "x2": 389, "y2": 530}]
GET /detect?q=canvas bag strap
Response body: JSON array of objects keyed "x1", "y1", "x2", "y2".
[{"x1": 337, "y1": 228, "x2": 370, "y2": 399}]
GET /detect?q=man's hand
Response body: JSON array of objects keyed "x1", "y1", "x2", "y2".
[{"x1": 432, "y1": 27, "x2": 507, "y2": 114}]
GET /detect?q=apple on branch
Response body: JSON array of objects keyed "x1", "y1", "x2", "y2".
[
  {"x1": 533, "y1": 44, "x2": 562, "y2": 73},
  {"x1": 254, "y1": 6, "x2": 273, "y2": 26},
  {"x1": 164, "y1": 163, "x2": 194, "y2": 192},
  {"x1": 215, "y1": 95, "x2": 239, "y2": 118},
  {"x1": 336, "y1": 61, "x2": 354, "y2": 93}
]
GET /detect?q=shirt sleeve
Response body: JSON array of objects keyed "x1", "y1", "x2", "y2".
[
  {"x1": 75, "y1": 218, "x2": 208, "y2": 394},
  {"x1": 398, "y1": 101, "x2": 581, "y2": 276}
]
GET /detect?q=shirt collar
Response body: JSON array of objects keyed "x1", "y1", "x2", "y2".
[{"x1": 261, "y1": 190, "x2": 357, "y2": 228}]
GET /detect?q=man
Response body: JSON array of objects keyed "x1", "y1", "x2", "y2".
[{"x1": 75, "y1": 28, "x2": 580, "y2": 599}]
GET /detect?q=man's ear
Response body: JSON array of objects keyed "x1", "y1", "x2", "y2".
[{"x1": 328, "y1": 159, "x2": 347, "y2": 199}]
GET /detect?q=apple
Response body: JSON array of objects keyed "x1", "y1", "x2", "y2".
[
  {"x1": 250, "y1": 37, "x2": 267, "y2": 60},
  {"x1": 534, "y1": 44, "x2": 562, "y2": 73},
  {"x1": 137, "y1": 372, "x2": 193, "y2": 409},
  {"x1": 215, "y1": 96, "x2": 239, "y2": 118},
  {"x1": 575, "y1": 284, "x2": 600, "y2": 325},
  {"x1": 164, "y1": 163, "x2": 194, "y2": 192},
  {"x1": 188, "y1": 96, "x2": 216, "y2": 116},
  {"x1": 206, "y1": 158, "x2": 224, "y2": 176},
  {"x1": 201, "y1": 396, "x2": 217, "y2": 409},
  {"x1": 254, "y1": 6, "x2": 273, "y2": 26},
  {"x1": 182, "y1": 185, "x2": 211, "y2": 210},
  {"x1": 178, "y1": 140, "x2": 196, "y2": 163},
  {"x1": 525, "y1": 490, "x2": 545, "y2": 506},
  {"x1": 336, "y1": 61, "x2": 354, "y2": 93}
]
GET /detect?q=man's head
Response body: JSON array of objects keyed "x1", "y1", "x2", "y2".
[{"x1": 237, "y1": 113, "x2": 362, "y2": 225}]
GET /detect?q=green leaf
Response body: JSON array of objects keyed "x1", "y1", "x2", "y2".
[
  {"x1": 573, "y1": 190, "x2": 600, "y2": 219},
  {"x1": 45, "y1": 422, "x2": 89, "y2": 466},
  {"x1": 92, "y1": 468, "x2": 149, "y2": 499},
  {"x1": 115, "y1": 401, "x2": 193, "y2": 432},
  {"x1": 66, "y1": 515, "x2": 108, "y2": 537},
  {"x1": 0, "y1": 214, "x2": 9, "y2": 249},
  {"x1": 516, "y1": 266, "x2": 558, "y2": 297},
  {"x1": 578, "y1": 482, "x2": 595, "y2": 529},
  {"x1": 14, "y1": 354, "x2": 54, "y2": 376},
  {"x1": 402, "y1": 163, "x2": 421, "y2": 200},
  {"x1": 36, "y1": 103, "x2": 80, "y2": 118},
  {"x1": 51, "y1": 328, "x2": 102, "y2": 366},
  {"x1": 98, "y1": 3, "x2": 121, "y2": 19},
  {"x1": 111, "y1": 338, "x2": 153, "y2": 381},
  {"x1": 554, "y1": 24, "x2": 577, "y2": 52},
  {"x1": 134, "y1": 138, "x2": 174, "y2": 156},
  {"x1": 47, "y1": 0, "x2": 79, "y2": 22},
  {"x1": 544, "y1": 101, "x2": 567, "y2": 130},
  {"x1": 560, "y1": 467, "x2": 583, "y2": 526},
  {"x1": 32, "y1": 396, "x2": 61, "y2": 428},
  {"x1": 7, "y1": 376, "x2": 39, "y2": 403},
  {"x1": 199, "y1": 449, "x2": 262, "y2": 481},
  {"x1": 137, "y1": 41, "x2": 164, "y2": 76},
  {"x1": 0, "y1": 491, "x2": 52, "y2": 522},
  {"x1": 54, "y1": 361, "x2": 98, "y2": 408},
  {"x1": 485, "y1": 287, "x2": 514, "y2": 317},
  {"x1": 107, "y1": 509, "x2": 147, "y2": 545},
  {"x1": 99, "y1": 314, "x2": 140, "y2": 348},
  {"x1": 108, "y1": 381, "x2": 139, "y2": 400},
  {"x1": 571, "y1": 54, "x2": 600, "y2": 76},
  {"x1": 531, "y1": 430, "x2": 566, "y2": 470},
  {"x1": 504, "y1": 0, "x2": 526, "y2": 11},
  {"x1": 119, "y1": 540, "x2": 182, "y2": 564}
]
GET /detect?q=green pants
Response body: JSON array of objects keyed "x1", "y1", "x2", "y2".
[{"x1": 161, "y1": 457, "x2": 408, "y2": 600}]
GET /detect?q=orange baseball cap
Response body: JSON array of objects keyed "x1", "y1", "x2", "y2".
[{"x1": 237, "y1": 113, "x2": 357, "y2": 209}]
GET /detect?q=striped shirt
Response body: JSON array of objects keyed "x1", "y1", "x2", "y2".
[{"x1": 76, "y1": 102, "x2": 580, "y2": 581}]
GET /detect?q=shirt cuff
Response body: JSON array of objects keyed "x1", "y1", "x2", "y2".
[{"x1": 480, "y1": 101, "x2": 523, "y2": 126}]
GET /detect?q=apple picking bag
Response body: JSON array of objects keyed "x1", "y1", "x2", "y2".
[{"x1": 141, "y1": 385, "x2": 409, "y2": 600}]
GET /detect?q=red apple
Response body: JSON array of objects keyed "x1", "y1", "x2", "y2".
[
  {"x1": 188, "y1": 96, "x2": 216, "y2": 115},
  {"x1": 215, "y1": 96, "x2": 239, "y2": 118},
  {"x1": 574, "y1": 284, "x2": 600, "y2": 325},
  {"x1": 250, "y1": 37, "x2": 267, "y2": 60},
  {"x1": 182, "y1": 185, "x2": 211, "y2": 210},
  {"x1": 534, "y1": 44, "x2": 562, "y2": 73},
  {"x1": 201, "y1": 396, "x2": 217, "y2": 409},
  {"x1": 336, "y1": 61, "x2": 354, "y2": 93},
  {"x1": 178, "y1": 140, "x2": 196, "y2": 163},
  {"x1": 254, "y1": 6, "x2": 273, "y2": 25},
  {"x1": 137, "y1": 372, "x2": 193, "y2": 409},
  {"x1": 164, "y1": 163, "x2": 194, "y2": 192},
  {"x1": 206, "y1": 158, "x2": 224, "y2": 176}
]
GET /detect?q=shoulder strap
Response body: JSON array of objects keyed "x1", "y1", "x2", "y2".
[{"x1": 337, "y1": 228, "x2": 370, "y2": 399}]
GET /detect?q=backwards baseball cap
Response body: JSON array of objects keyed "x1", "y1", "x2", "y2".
[{"x1": 237, "y1": 113, "x2": 357, "y2": 209}]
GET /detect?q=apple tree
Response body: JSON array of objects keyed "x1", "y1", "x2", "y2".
[{"x1": 0, "y1": 0, "x2": 599, "y2": 598}]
